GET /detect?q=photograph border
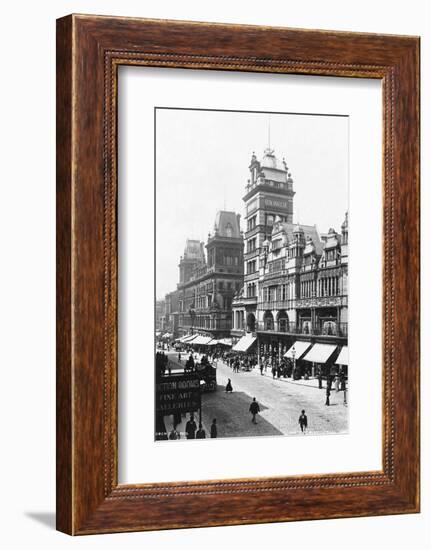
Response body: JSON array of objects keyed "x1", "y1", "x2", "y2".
[{"x1": 56, "y1": 14, "x2": 420, "y2": 534}]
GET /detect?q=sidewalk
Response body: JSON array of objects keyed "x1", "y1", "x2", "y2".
[{"x1": 219, "y1": 360, "x2": 347, "y2": 394}]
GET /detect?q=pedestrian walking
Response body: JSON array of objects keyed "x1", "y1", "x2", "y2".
[
  {"x1": 249, "y1": 397, "x2": 260, "y2": 424},
  {"x1": 260, "y1": 362, "x2": 264, "y2": 375},
  {"x1": 340, "y1": 372, "x2": 346, "y2": 391},
  {"x1": 272, "y1": 366, "x2": 276, "y2": 379},
  {"x1": 196, "y1": 423, "x2": 206, "y2": 439},
  {"x1": 185, "y1": 414, "x2": 197, "y2": 439},
  {"x1": 298, "y1": 409, "x2": 308, "y2": 434},
  {"x1": 225, "y1": 378, "x2": 233, "y2": 393},
  {"x1": 317, "y1": 367, "x2": 323, "y2": 389},
  {"x1": 210, "y1": 418, "x2": 217, "y2": 438},
  {"x1": 334, "y1": 374, "x2": 340, "y2": 392},
  {"x1": 178, "y1": 352, "x2": 181, "y2": 363},
  {"x1": 325, "y1": 385, "x2": 331, "y2": 406}
]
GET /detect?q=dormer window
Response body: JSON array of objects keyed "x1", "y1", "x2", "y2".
[{"x1": 225, "y1": 223, "x2": 233, "y2": 238}]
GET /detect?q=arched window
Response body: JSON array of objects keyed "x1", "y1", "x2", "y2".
[
  {"x1": 263, "y1": 311, "x2": 274, "y2": 331},
  {"x1": 225, "y1": 223, "x2": 233, "y2": 238}
]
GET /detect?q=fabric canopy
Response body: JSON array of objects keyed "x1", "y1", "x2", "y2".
[
  {"x1": 162, "y1": 332, "x2": 172, "y2": 338},
  {"x1": 206, "y1": 339, "x2": 219, "y2": 346},
  {"x1": 303, "y1": 343, "x2": 337, "y2": 363},
  {"x1": 335, "y1": 346, "x2": 349, "y2": 365},
  {"x1": 218, "y1": 338, "x2": 232, "y2": 346},
  {"x1": 182, "y1": 334, "x2": 197, "y2": 343},
  {"x1": 191, "y1": 335, "x2": 213, "y2": 345},
  {"x1": 155, "y1": 332, "x2": 161, "y2": 337},
  {"x1": 284, "y1": 341, "x2": 312, "y2": 359},
  {"x1": 232, "y1": 334, "x2": 257, "y2": 352}
]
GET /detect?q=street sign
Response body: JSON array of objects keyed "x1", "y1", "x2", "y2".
[{"x1": 155, "y1": 374, "x2": 201, "y2": 415}]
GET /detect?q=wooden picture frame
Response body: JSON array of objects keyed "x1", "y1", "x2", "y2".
[{"x1": 56, "y1": 14, "x2": 420, "y2": 535}]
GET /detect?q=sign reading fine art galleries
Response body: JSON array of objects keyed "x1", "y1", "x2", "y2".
[{"x1": 155, "y1": 374, "x2": 201, "y2": 415}]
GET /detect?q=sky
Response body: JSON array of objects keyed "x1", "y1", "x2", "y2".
[{"x1": 155, "y1": 108, "x2": 348, "y2": 299}]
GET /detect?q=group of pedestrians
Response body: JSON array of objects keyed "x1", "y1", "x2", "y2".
[{"x1": 168, "y1": 414, "x2": 218, "y2": 440}]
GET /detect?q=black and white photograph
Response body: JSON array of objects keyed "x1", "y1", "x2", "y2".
[{"x1": 155, "y1": 108, "x2": 349, "y2": 441}]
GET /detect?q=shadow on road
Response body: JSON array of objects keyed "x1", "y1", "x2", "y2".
[{"x1": 201, "y1": 384, "x2": 283, "y2": 438}]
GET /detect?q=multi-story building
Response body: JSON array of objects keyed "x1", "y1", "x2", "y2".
[
  {"x1": 161, "y1": 290, "x2": 180, "y2": 337},
  {"x1": 231, "y1": 147, "x2": 295, "y2": 341},
  {"x1": 155, "y1": 300, "x2": 165, "y2": 332},
  {"x1": 175, "y1": 211, "x2": 244, "y2": 339},
  {"x1": 231, "y1": 148, "x2": 348, "y2": 362}
]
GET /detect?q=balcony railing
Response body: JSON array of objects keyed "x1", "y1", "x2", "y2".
[
  {"x1": 256, "y1": 321, "x2": 348, "y2": 337},
  {"x1": 180, "y1": 320, "x2": 233, "y2": 331},
  {"x1": 258, "y1": 296, "x2": 348, "y2": 310},
  {"x1": 259, "y1": 299, "x2": 295, "y2": 310}
]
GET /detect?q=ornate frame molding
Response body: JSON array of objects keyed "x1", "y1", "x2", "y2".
[{"x1": 57, "y1": 15, "x2": 419, "y2": 534}]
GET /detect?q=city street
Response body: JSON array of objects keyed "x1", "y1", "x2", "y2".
[{"x1": 163, "y1": 351, "x2": 348, "y2": 439}]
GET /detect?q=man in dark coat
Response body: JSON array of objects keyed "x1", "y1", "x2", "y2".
[
  {"x1": 185, "y1": 414, "x2": 197, "y2": 439},
  {"x1": 298, "y1": 409, "x2": 308, "y2": 434},
  {"x1": 249, "y1": 397, "x2": 260, "y2": 424}
]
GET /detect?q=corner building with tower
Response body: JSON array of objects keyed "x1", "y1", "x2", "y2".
[{"x1": 231, "y1": 147, "x2": 348, "y2": 367}]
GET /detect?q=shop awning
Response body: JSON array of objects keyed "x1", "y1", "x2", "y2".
[
  {"x1": 162, "y1": 332, "x2": 172, "y2": 339},
  {"x1": 182, "y1": 334, "x2": 197, "y2": 343},
  {"x1": 335, "y1": 346, "x2": 349, "y2": 365},
  {"x1": 284, "y1": 341, "x2": 312, "y2": 359},
  {"x1": 302, "y1": 343, "x2": 338, "y2": 363},
  {"x1": 155, "y1": 331, "x2": 161, "y2": 337},
  {"x1": 207, "y1": 339, "x2": 218, "y2": 346},
  {"x1": 218, "y1": 338, "x2": 233, "y2": 347},
  {"x1": 232, "y1": 334, "x2": 257, "y2": 352},
  {"x1": 191, "y1": 335, "x2": 213, "y2": 345}
]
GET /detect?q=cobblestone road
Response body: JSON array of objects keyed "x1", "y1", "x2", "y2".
[{"x1": 164, "y1": 352, "x2": 348, "y2": 440}]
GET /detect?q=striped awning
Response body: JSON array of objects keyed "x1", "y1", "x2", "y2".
[
  {"x1": 302, "y1": 344, "x2": 337, "y2": 363},
  {"x1": 182, "y1": 334, "x2": 197, "y2": 343},
  {"x1": 335, "y1": 346, "x2": 349, "y2": 365},
  {"x1": 284, "y1": 341, "x2": 312, "y2": 359}
]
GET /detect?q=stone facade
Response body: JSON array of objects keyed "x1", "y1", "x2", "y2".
[
  {"x1": 231, "y1": 148, "x2": 348, "y2": 358},
  {"x1": 173, "y1": 211, "x2": 244, "y2": 338}
]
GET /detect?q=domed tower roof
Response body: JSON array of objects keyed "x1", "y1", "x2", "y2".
[{"x1": 212, "y1": 211, "x2": 241, "y2": 239}]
